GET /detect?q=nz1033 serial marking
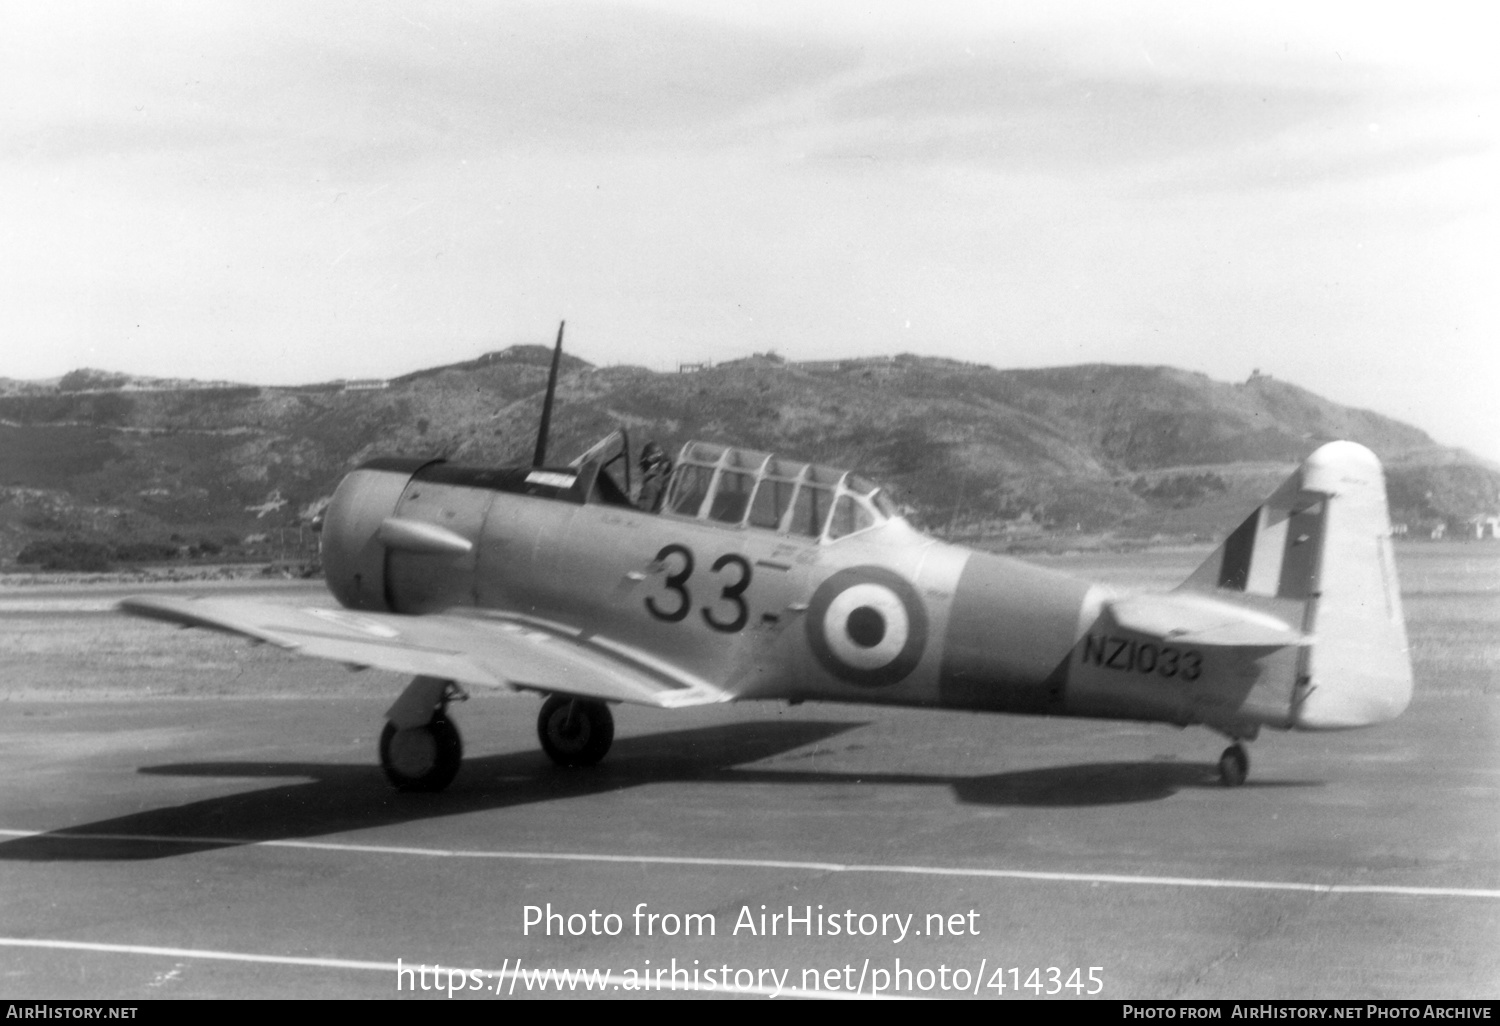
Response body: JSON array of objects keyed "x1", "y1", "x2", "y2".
[
  {"x1": 119, "y1": 331, "x2": 1412, "y2": 792},
  {"x1": 1081, "y1": 635, "x2": 1203, "y2": 681}
]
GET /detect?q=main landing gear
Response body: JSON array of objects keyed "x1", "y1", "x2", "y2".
[
  {"x1": 377, "y1": 679, "x2": 618, "y2": 791},
  {"x1": 381, "y1": 716, "x2": 462, "y2": 792},
  {"x1": 380, "y1": 676, "x2": 466, "y2": 792},
  {"x1": 1217, "y1": 742, "x2": 1250, "y2": 787},
  {"x1": 537, "y1": 694, "x2": 615, "y2": 767},
  {"x1": 381, "y1": 678, "x2": 621, "y2": 792}
]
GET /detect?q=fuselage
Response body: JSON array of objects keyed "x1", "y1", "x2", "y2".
[{"x1": 318, "y1": 450, "x2": 1304, "y2": 737}]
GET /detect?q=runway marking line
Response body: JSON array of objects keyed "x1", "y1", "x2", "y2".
[
  {"x1": 2, "y1": 827, "x2": 1497, "y2": 900},
  {"x1": 0, "y1": 938, "x2": 884, "y2": 1000}
]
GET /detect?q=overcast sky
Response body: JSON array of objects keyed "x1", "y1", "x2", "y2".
[{"x1": 2, "y1": 1, "x2": 1495, "y2": 459}]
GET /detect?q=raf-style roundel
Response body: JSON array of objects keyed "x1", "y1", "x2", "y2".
[
  {"x1": 805, "y1": 566, "x2": 928, "y2": 687},
  {"x1": 305, "y1": 607, "x2": 402, "y2": 639}
]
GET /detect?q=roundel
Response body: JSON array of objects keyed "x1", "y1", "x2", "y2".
[
  {"x1": 805, "y1": 566, "x2": 928, "y2": 687},
  {"x1": 306, "y1": 607, "x2": 401, "y2": 639}
]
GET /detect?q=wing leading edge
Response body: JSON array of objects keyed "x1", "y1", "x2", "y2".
[{"x1": 118, "y1": 595, "x2": 731, "y2": 709}]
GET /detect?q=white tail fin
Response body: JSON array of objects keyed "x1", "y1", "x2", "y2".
[{"x1": 1179, "y1": 441, "x2": 1412, "y2": 729}]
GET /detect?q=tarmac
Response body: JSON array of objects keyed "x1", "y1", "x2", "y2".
[{"x1": 0, "y1": 581, "x2": 1496, "y2": 1000}]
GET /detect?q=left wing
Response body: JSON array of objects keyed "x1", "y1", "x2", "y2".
[{"x1": 118, "y1": 595, "x2": 730, "y2": 709}]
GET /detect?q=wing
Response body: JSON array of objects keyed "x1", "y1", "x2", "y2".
[
  {"x1": 118, "y1": 595, "x2": 730, "y2": 709},
  {"x1": 1107, "y1": 592, "x2": 1309, "y2": 648}
]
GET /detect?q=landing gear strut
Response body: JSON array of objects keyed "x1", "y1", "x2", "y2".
[
  {"x1": 1218, "y1": 742, "x2": 1250, "y2": 787},
  {"x1": 537, "y1": 694, "x2": 614, "y2": 767},
  {"x1": 379, "y1": 677, "x2": 466, "y2": 792}
]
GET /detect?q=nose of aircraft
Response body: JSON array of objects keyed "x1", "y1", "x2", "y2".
[{"x1": 320, "y1": 459, "x2": 433, "y2": 610}]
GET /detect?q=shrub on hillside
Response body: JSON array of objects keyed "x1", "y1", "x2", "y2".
[
  {"x1": 58, "y1": 369, "x2": 129, "y2": 392},
  {"x1": 15, "y1": 539, "x2": 113, "y2": 571},
  {"x1": 112, "y1": 540, "x2": 180, "y2": 563},
  {"x1": 1130, "y1": 473, "x2": 1229, "y2": 508}
]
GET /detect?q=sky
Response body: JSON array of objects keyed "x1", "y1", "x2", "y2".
[{"x1": 2, "y1": 1, "x2": 1496, "y2": 459}]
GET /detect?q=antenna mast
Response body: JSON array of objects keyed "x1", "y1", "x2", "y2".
[{"x1": 532, "y1": 320, "x2": 565, "y2": 467}]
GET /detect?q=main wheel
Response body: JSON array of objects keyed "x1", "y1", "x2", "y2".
[
  {"x1": 537, "y1": 695, "x2": 614, "y2": 767},
  {"x1": 1218, "y1": 743, "x2": 1249, "y2": 787},
  {"x1": 380, "y1": 716, "x2": 462, "y2": 792}
]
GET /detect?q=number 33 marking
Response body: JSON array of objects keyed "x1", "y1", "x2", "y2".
[{"x1": 644, "y1": 544, "x2": 752, "y2": 634}]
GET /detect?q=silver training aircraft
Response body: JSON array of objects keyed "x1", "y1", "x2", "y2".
[{"x1": 122, "y1": 339, "x2": 1412, "y2": 792}]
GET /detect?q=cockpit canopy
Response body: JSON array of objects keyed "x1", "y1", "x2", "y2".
[{"x1": 662, "y1": 441, "x2": 897, "y2": 541}]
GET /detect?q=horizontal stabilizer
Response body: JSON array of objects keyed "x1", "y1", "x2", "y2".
[{"x1": 1108, "y1": 593, "x2": 1308, "y2": 648}]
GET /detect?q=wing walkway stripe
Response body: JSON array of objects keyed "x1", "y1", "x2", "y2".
[
  {"x1": 2, "y1": 828, "x2": 1496, "y2": 899},
  {"x1": 0, "y1": 939, "x2": 878, "y2": 999}
]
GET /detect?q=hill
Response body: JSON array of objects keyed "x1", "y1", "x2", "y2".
[{"x1": 0, "y1": 350, "x2": 1494, "y2": 568}]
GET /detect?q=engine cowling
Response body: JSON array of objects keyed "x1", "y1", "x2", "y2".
[
  {"x1": 319, "y1": 458, "x2": 437, "y2": 611},
  {"x1": 320, "y1": 456, "x2": 592, "y2": 614}
]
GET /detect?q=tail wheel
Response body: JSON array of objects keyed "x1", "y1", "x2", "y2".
[
  {"x1": 537, "y1": 695, "x2": 614, "y2": 767},
  {"x1": 1218, "y1": 743, "x2": 1249, "y2": 787},
  {"x1": 380, "y1": 716, "x2": 462, "y2": 792}
]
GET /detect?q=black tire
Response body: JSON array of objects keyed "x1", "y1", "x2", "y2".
[
  {"x1": 1218, "y1": 744, "x2": 1249, "y2": 787},
  {"x1": 380, "y1": 716, "x2": 462, "y2": 792},
  {"x1": 537, "y1": 695, "x2": 614, "y2": 767}
]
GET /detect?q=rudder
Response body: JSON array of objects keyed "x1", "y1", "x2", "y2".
[{"x1": 1179, "y1": 441, "x2": 1412, "y2": 729}]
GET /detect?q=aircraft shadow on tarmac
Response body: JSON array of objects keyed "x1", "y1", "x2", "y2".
[{"x1": 0, "y1": 719, "x2": 1318, "y2": 862}]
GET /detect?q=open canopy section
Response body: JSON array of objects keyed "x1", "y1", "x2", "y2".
[{"x1": 662, "y1": 441, "x2": 898, "y2": 541}]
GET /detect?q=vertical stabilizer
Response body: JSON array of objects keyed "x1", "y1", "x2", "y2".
[{"x1": 1179, "y1": 441, "x2": 1412, "y2": 729}]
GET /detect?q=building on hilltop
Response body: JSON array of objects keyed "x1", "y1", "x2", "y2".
[
  {"x1": 796, "y1": 356, "x2": 895, "y2": 373},
  {"x1": 1466, "y1": 514, "x2": 1500, "y2": 540}
]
